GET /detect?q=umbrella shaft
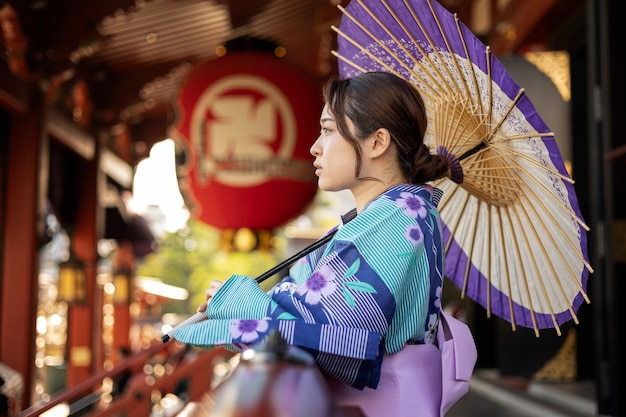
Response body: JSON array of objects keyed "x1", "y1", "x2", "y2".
[{"x1": 458, "y1": 142, "x2": 486, "y2": 160}]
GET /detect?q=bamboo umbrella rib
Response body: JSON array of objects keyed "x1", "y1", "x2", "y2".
[
  {"x1": 501, "y1": 204, "x2": 538, "y2": 335},
  {"x1": 402, "y1": 3, "x2": 457, "y2": 94},
  {"x1": 335, "y1": 5, "x2": 440, "y2": 97},
  {"x1": 486, "y1": 202, "x2": 493, "y2": 315},
  {"x1": 462, "y1": 163, "x2": 520, "y2": 178},
  {"x1": 400, "y1": 0, "x2": 457, "y2": 96},
  {"x1": 462, "y1": 198, "x2": 482, "y2": 304},
  {"x1": 440, "y1": 187, "x2": 470, "y2": 298},
  {"x1": 515, "y1": 203, "x2": 571, "y2": 320},
  {"x1": 495, "y1": 132, "x2": 557, "y2": 141},
  {"x1": 376, "y1": 0, "x2": 450, "y2": 94},
  {"x1": 463, "y1": 200, "x2": 482, "y2": 300},
  {"x1": 437, "y1": 98, "x2": 487, "y2": 152},
  {"x1": 499, "y1": 152, "x2": 593, "y2": 275},
  {"x1": 510, "y1": 201, "x2": 562, "y2": 334},
  {"x1": 338, "y1": 4, "x2": 419, "y2": 76},
  {"x1": 466, "y1": 188, "x2": 515, "y2": 205},
  {"x1": 383, "y1": 0, "x2": 455, "y2": 95},
  {"x1": 460, "y1": 175, "x2": 520, "y2": 202},
  {"x1": 461, "y1": 162, "x2": 521, "y2": 174},
  {"x1": 441, "y1": 194, "x2": 474, "y2": 297},
  {"x1": 330, "y1": 28, "x2": 404, "y2": 78},
  {"x1": 475, "y1": 148, "x2": 515, "y2": 167},
  {"x1": 498, "y1": 150, "x2": 589, "y2": 231},
  {"x1": 480, "y1": 137, "x2": 577, "y2": 186},
  {"x1": 510, "y1": 203, "x2": 548, "y2": 334},
  {"x1": 486, "y1": 47, "x2": 494, "y2": 128},
  {"x1": 486, "y1": 88, "x2": 525, "y2": 143},
  {"x1": 463, "y1": 108, "x2": 491, "y2": 143},
  {"x1": 434, "y1": 4, "x2": 479, "y2": 102},
  {"x1": 487, "y1": 132, "x2": 563, "y2": 153},
  {"x1": 434, "y1": 100, "x2": 444, "y2": 146},
  {"x1": 461, "y1": 160, "x2": 519, "y2": 186},
  {"x1": 444, "y1": 148, "x2": 582, "y2": 334},
  {"x1": 438, "y1": 99, "x2": 455, "y2": 146},
  {"x1": 436, "y1": 178, "x2": 457, "y2": 209},
  {"x1": 454, "y1": 104, "x2": 491, "y2": 145},
  {"x1": 517, "y1": 190, "x2": 589, "y2": 312},
  {"x1": 513, "y1": 172, "x2": 594, "y2": 277},
  {"x1": 423, "y1": 0, "x2": 468, "y2": 97},
  {"x1": 439, "y1": 184, "x2": 469, "y2": 251},
  {"x1": 461, "y1": 176, "x2": 519, "y2": 197},
  {"x1": 331, "y1": 50, "x2": 368, "y2": 74},
  {"x1": 496, "y1": 204, "x2": 517, "y2": 331},
  {"x1": 438, "y1": 101, "x2": 483, "y2": 151},
  {"x1": 436, "y1": 118, "x2": 445, "y2": 154},
  {"x1": 434, "y1": 105, "x2": 452, "y2": 152},
  {"x1": 330, "y1": 41, "x2": 437, "y2": 105},
  {"x1": 454, "y1": 13, "x2": 485, "y2": 118}
]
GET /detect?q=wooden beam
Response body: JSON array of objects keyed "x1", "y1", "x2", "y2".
[{"x1": 46, "y1": 106, "x2": 96, "y2": 160}]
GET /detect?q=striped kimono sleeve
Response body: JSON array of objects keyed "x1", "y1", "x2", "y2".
[{"x1": 171, "y1": 275, "x2": 271, "y2": 346}]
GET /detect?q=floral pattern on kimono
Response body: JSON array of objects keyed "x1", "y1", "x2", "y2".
[{"x1": 172, "y1": 184, "x2": 445, "y2": 389}]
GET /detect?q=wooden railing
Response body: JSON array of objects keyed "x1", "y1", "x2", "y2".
[{"x1": 20, "y1": 342, "x2": 234, "y2": 417}]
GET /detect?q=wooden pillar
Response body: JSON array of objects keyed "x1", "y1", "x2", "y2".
[
  {"x1": 113, "y1": 240, "x2": 133, "y2": 353},
  {"x1": 65, "y1": 144, "x2": 99, "y2": 386},
  {"x1": 583, "y1": 0, "x2": 625, "y2": 414},
  {"x1": 0, "y1": 91, "x2": 45, "y2": 411}
]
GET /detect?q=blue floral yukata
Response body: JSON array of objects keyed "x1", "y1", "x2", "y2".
[{"x1": 172, "y1": 184, "x2": 445, "y2": 390}]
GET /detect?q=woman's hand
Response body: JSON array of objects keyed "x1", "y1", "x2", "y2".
[{"x1": 196, "y1": 280, "x2": 223, "y2": 312}]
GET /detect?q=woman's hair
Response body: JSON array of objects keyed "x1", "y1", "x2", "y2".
[{"x1": 322, "y1": 71, "x2": 450, "y2": 184}]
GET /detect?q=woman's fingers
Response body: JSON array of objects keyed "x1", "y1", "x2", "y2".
[
  {"x1": 205, "y1": 280, "x2": 223, "y2": 301},
  {"x1": 197, "y1": 280, "x2": 224, "y2": 312}
]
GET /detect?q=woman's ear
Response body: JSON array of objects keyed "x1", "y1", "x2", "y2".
[{"x1": 369, "y1": 128, "x2": 392, "y2": 158}]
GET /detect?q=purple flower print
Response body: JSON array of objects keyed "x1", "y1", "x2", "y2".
[
  {"x1": 229, "y1": 319, "x2": 269, "y2": 343},
  {"x1": 405, "y1": 224, "x2": 423, "y2": 245},
  {"x1": 297, "y1": 265, "x2": 337, "y2": 305},
  {"x1": 396, "y1": 192, "x2": 428, "y2": 219}
]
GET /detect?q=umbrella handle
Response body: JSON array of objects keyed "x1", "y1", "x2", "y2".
[{"x1": 161, "y1": 311, "x2": 207, "y2": 343}]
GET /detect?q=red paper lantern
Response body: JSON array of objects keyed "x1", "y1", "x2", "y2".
[{"x1": 172, "y1": 52, "x2": 321, "y2": 230}]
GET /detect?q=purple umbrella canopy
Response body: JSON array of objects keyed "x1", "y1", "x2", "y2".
[{"x1": 333, "y1": 0, "x2": 592, "y2": 335}]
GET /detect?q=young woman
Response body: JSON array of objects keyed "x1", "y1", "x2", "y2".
[{"x1": 172, "y1": 71, "x2": 455, "y2": 416}]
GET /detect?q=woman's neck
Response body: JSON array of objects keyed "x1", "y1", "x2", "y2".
[{"x1": 352, "y1": 179, "x2": 405, "y2": 213}]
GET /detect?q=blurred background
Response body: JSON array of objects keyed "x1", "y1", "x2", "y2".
[{"x1": 1, "y1": 0, "x2": 624, "y2": 416}]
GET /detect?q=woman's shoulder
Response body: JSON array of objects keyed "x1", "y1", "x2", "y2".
[
  {"x1": 378, "y1": 184, "x2": 441, "y2": 206},
  {"x1": 365, "y1": 184, "x2": 440, "y2": 217},
  {"x1": 335, "y1": 185, "x2": 434, "y2": 239}
]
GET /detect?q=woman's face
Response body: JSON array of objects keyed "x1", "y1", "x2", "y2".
[{"x1": 310, "y1": 104, "x2": 359, "y2": 192}]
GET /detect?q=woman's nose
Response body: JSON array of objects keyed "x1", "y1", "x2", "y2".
[{"x1": 310, "y1": 136, "x2": 321, "y2": 156}]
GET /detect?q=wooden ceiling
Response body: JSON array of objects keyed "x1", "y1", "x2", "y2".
[{"x1": 0, "y1": 0, "x2": 585, "y2": 165}]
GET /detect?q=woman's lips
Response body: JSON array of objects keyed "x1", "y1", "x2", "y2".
[{"x1": 314, "y1": 163, "x2": 322, "y2": 176}]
